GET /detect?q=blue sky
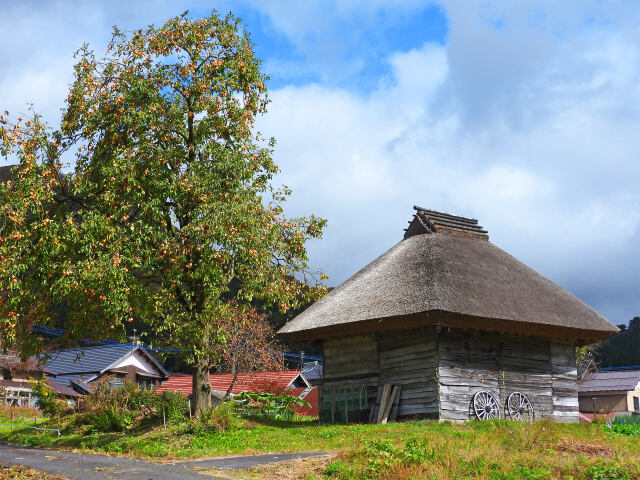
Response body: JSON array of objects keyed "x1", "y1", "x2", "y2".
[{"x1": 2, "y1": 1, "x2": 640, "y2": 325}]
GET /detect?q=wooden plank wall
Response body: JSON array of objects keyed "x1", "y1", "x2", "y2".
[
  {"x1": 438, "y1": 330, "x2": 501, "y2": 421},
  {"x1": 501, "y1": 335, "x2": 554, "y2": 419},
  {"x1": 321, "y1": 328, "x2": 578, "y2": 423},
  {"x1": 378, "y1": 328, "x2": 438, "y2": 418},
  {"x1": 550, "y1": 343, "x2": 578, "y2": 422},
  {"x1": 322, "y1": 334, "x2": 380, "y2": 405},
  {"x1": 437, "y1": 329, "x2": 578, "y2": 422}
]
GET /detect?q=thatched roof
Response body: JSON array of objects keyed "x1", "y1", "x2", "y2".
[{"x1": 279, "y1": 207, "x2": 618, "y2": 342}]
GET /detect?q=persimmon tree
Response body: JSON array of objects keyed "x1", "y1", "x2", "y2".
[{"x1": 0, "y1": 11, "x2": 326, "y2": 414}]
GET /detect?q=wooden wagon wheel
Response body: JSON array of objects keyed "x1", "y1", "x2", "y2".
[
  {"x1": 472, "y1": 391, "x2": 501, "y2": 420},
  {"x1": 505, "y1": 392, "x2": 534, "y2": 421}
]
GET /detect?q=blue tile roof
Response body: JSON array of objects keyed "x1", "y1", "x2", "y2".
[
  {"x1": 40, "y1": 344, "x2": 138, "y2": 375},
  {"x1": 52, "y1": 372, "x2": 96, "y2": 387}
]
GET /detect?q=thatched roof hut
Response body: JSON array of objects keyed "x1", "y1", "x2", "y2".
[
  {"x1": 280, "y1": 207, "x2": 616, "y2": 343},
  {"x1": 279, "y1": 207, "x2": 618, "y2": 423}
]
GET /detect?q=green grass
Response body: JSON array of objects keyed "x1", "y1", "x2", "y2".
[{"x1": 1, "y1": 412, "x2": 639, "y2": 479}]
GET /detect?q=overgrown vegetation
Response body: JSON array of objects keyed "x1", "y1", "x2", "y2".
[
  {"x1": 1, "y1": 383, "x2": 639, "y2": 479},
  {"x1": 1, "y1": 402, "x2": 639, "y2": 480},
  {"x1": 30, "y1": 381, "x2": 68, "y2": 419},
  {"x1": 610, "y1": 415, "x2": 640, "y2": 437},
  {"x1": 234, "y1": 391, "x2": 310, "y2": 421}
]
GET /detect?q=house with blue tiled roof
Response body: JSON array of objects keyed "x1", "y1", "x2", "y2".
[{"x1": 41, "y1": 344, "x2": 169, "y2": 394}]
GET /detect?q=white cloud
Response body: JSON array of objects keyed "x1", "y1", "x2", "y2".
[
  {"x1": 2, "y1": 1, "x2": 640, "y2": 323},
  {"x1": 258, "y1": 5, "x2": 640, "y2": 323}
]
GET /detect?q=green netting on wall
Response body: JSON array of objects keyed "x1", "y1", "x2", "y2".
[{"x1": 319, "y1": 385, "x2": 369, "y2": 423}]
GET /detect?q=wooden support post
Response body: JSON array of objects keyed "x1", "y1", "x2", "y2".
[
  {"x1": 376, "y1": 384, "x2": 392, "y2": 424},
  {"x1": 381, "y1": 386, "x2": 400, "y2": 424},
  {"x1": 389, "y1": 386, "x2": 401, "y2": 422}
]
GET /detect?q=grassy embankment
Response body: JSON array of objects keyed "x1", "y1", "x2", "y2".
[{"x1": 1, "y1": 406, "x2": 639, "y2": 480}]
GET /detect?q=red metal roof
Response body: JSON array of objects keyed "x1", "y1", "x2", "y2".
[{"x1": 157, "y1": 370, "x2": 306, "y2": 396}]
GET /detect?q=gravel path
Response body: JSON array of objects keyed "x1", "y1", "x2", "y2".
[{"x1": 0, "y1": 444, "x2": 328, "y2": 479}]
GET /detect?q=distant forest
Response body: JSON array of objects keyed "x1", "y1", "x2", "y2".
[{"x1": 596, "y1": 316, "x2": 640, "y2": 367}]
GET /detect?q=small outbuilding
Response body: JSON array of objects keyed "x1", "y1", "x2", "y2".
[
  {"x1": 279, "y1": 207, "x2": 619, "y2": 422},
  {"x1": 578, "y1": 368, "x2": 640, "y2": 420},
  {"x1": 0, "y1": 352, "x2": 78, "y2": 407}
]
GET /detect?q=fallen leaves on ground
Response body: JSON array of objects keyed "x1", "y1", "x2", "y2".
[
  {"x1": 218, "y1": 454, "x2": 335, "y2": 480},
  {"x1": 0, "y1": 464, "x2": 65, "y2": 479}
]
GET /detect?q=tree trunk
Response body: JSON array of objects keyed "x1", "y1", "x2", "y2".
[{"x1": 192, "y1": 363, "x2": 211, "y2": 416}]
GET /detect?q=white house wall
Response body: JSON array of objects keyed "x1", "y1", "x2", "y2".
[{"x1": 110, "y1": 350, "x2": 157, "y2": 374}]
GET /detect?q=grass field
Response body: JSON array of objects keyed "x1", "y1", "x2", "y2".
[{"x1": 1, "y1": 408, "x2": 639, "y2": 480}]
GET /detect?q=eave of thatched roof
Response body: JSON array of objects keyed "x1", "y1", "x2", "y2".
[{"x1": 279, "y1": 221, "x2": 618, "y2": 342}]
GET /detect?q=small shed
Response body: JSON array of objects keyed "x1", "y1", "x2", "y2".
[
  {"x1": 0, "y1": 352, "x2": 78, "y2": 407},
  {"x1": 578, "y1": 368, "x2": 640, "y2": 418},
  {"x1": 279, "y1": 207, "x2": 619, "y2": 422}
]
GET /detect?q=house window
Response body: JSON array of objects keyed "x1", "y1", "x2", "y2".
[
  {"x1": 137, "y1": 375, "x2": 153, "y2": 389},
  {"x1": 112, "y1": 374, "x2": 124, "y2": 387},
  {"x1": 634, "y1": 396, "x2": 639, "y2": 412}
]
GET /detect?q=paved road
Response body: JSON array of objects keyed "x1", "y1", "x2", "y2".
[{"x1": 0, "y1": 444, "x2": 328, "y2": 479}]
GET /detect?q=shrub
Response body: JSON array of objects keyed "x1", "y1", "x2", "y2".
[
  {"x1": 159, "y1": 391, "x2": 189, "y2": 422},
  {"x1": 401, "y1": 437, "x2": 437, "y2": 464},
  {"x1": 193, "y1": 402, "x2": 235, "y2": 432},
  {"x1": 80, "y1": 375, "x2": 130, "y2": 413},
  {"x1": 89, "y1": 406, "x2": 132, "y2": 432},
  {"x1": 127, "y1": 388, "x2": 159, "y2": 411},
  {"x1": 363, "y1": 439, "x2": 399, "y2": 472},
  {"x1": 583, "y1": 464, "x2": 630, "y2": 480},
  {"x1": 609, "y1": 424, "x2": 640, "y2": 436},
  {"x1": 234, "y1": 391, "x2": 310, "y2": 420},
  {"x1": 30, "y1": 380, "x2": 66, "y2": 418}
]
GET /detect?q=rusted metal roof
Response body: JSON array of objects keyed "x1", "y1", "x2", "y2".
[{"x1": 578, "y1": 370, "x2": 640, "y2": 393}]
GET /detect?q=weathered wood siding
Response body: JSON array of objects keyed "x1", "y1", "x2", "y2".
[
  {"x1": 501, "y1": 336, "x2": 553, "y2": 420},
  {"x1": 437, "y1": 329, "x2": 578, "y2": 422},
  {"x1": 550, "y1": 343, "x2": 578, "y2": 422},
  {"x1": 378, "y1": 328, "x2": 438, "y2": 418},
  {"x1": 322, "y1": 334, "x2": 379, "y2": 405},
  {"x1": 320, "y1": 328, "x2": 578, "y2": 423},
  {"x1": 438, "y1": 330, "x2": 501, "y2": 421}
]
